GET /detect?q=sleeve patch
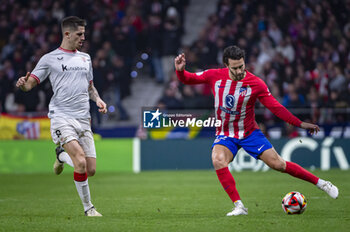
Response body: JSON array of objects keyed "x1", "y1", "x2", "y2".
[
  {"x1": 267, "y1": 87, "x2": 271, "y2": 96},
  {"x1": 196, "y1": 70, "x2": 208, "y2": 76}
]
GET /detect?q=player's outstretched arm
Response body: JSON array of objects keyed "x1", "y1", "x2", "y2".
[
  {"x1": 16, "y1": 72, "x2": 37, "y2": 92},
  {"x1": 300, "y1": 122, "x2": 320, "y2": 135},
  {"x1": 88, "y1": 82, "x2": 107, "y2": 114},
  {"x1": 174, "y1": 53, "x2": 208, "y2": 84},
  {"x1": 174, "y1": 53, "x2": 186, "y2": 71}
]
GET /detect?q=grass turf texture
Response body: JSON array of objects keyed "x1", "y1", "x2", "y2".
[{"x1": 0, "y1": 169, "x2": 349, "y2": 232}]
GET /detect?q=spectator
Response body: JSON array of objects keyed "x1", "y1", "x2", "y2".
[
  {"x1": 0, "y1": 0, "x2": 189, "y2": 127},
  {"x1": 329, "y1": 66, "x2": 347, "y2": 93},
  {"x1": 146, "y1": 14, "x2": 165, "y2": 84},
  {"x1": 156, "y1": 0, "x2": 350, "y2": 127},
  {"x1": 276, "y1": 36, "x2": 295, "y2": 64},
  {"x1": 182, "y1": 85, "x2": 201, "y2": 109},
  {"x1": 1, "y1": 0, "x2": 350, "y2": 127},
  {"x1": 161, "y1": 7, "x2": 181, "y2": 82},
  {"x1": 109, "y1": 55, "x2": 130, "y2": 121},
  {"x1": 282, "y1": 83, "x2": 306, "y2": 109},
  {"x1": 159, "y1": 85, "x2": 183, "y2": 109}
]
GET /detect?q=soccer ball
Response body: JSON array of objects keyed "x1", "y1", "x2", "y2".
[{"x1": 282, "y1": 191, "x2": 307, "y2": 214}]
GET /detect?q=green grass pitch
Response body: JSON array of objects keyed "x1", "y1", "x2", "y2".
[{"x1": 0, "y1": 169, "x2": 349, "y2": 232}]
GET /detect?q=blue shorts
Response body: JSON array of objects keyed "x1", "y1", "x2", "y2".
[{"x1": 211, "y1": 129, "x2": 273, "y2": 160}]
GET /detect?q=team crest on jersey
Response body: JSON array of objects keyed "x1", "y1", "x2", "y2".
[
  {"x1": 81, "y1": 57, "x2": 86, "y2": 62},
  {"x1": 240, "y1": 87, "x2": 247, "y2": 96},
  {"x1": 225, "y1": 94, "x2": 235, "y2": 109}
]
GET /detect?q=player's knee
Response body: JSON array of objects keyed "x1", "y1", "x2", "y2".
[
  {"x1": 74, "y1": 154, "x2": 87, "y2": 171},
  {"x1": 269, "y1": 159, "x2": 285, "y2": 172},
  {"x1": 212, "y1": 154, "x2": 228, "y2": 169},
  {"x1": 87, "y1": 168, "x2": 96, "y2": 177}
]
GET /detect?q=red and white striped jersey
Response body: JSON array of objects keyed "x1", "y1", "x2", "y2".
[{"x1": 176, "y1": 68, "x2": 302, "y2": 139}]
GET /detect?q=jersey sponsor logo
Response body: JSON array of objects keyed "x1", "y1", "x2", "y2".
[
  {"x1": 61, "y1": 64, "x2": 88, "y2": 72},
  {"x1": 218, "y1": 85, "x2": 226, "y2": 88},
  {"x1": 225, "y1": 94, "x2": 235, "y2": 108},
  {"x1": 219, "y1": 106, "x2": 239, "y2": 115}
]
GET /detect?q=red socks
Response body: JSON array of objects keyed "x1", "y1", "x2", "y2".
[
  {"x1": 216, "y1": 167, "x2": 241, "y2": 202},
  {"x1": 74, "y1": 172, "x2": 87, "y2": 182},
  {"x1": 215, "y1": 162, "x2": 318, "y2": 204},
  {"x1": 284, "y1": 161, "x2": 319, "y2": 185}
]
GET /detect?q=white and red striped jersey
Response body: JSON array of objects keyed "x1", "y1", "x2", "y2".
[{"x1": 176, "y1": 69, "x2": 302, "y2": 139}]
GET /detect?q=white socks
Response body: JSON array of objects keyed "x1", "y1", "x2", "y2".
[
  {"x1": 74, "y1": 179, "x2": 94, "y2": 212},
  {"x1": 59, "y1": 151, "x2": 74, "y2": 168},
  {"x1": 234, "y1": 200, "x2": 243, "y2": 207}
]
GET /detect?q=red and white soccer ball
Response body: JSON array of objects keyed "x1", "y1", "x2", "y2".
[{"x1": 282, "y1": 191, "x2": 307, "y2": 214}]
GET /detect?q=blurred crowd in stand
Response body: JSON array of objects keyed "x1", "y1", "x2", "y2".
[
  {"x1": 1, "y1": 0, "x2": 350, "y2": 133},
  {"x1": 157, "y1": 0, "x2": 350, "y2": 135},
  {"x1": 0, "y1": 0, "x2": 188, "y2": 126}
]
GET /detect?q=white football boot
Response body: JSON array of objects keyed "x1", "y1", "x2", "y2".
[
  {"x1": 53, "y1": 146, "x2": 64, "y2": 175},
  {"x1": 226, "y1": 201, "x2": 248, "y2": 216},
  {"x1": 85, "y1": 207, "x2": 103, "y2": 217},
  {"x1": 318, "y1": 181, "x2": 339, "y2": 199}
]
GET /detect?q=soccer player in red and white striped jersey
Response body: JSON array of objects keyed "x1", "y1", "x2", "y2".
[{"x1": 175, "y1": 45, "x2": 339, "y2": 216}]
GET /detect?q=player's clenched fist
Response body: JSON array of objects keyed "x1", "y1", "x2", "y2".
[
  {"x1": 16, "y1": 72, "x2": 30, "y2": 88},
  {"x1": 16, "y1": 72, "x2": 36, "y2": 92},
  {"x1": 96, "y1": 98, "x2": 108, "y2": 114},
  {"x1": 174, "y1": 53, "x2": 186, "y2": 71}
]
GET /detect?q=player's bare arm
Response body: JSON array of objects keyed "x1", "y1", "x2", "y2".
[
  {"x1": 300, "y1": 122, "x2": 320, "y2": 135},
  {"x1": 16, "y1": 72, "x2": 38, "y2": 92},
  {"x1": 88, "y1": 82, "x2": 107, "y2": 114},
  {"x1": 175, "y1": 53, "x2": 186, "y2": 71}
]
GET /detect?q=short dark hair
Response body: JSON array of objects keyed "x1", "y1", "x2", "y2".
[
  {"x1": 222, "y1": 46, "x2": 246, "y2": 65},
  {"x1": 61, "y1": 16, "x2": 86, "y2": 32}
]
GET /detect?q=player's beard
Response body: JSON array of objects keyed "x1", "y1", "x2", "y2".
[{"x1": 230, "y1": 70, "x2": 245, "y2": 81}]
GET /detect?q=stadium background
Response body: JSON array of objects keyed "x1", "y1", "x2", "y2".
[
  {"x1": 0, "y1": 1, "x2": 349, "y2": 231},
  {"x1": 0, "y1": 0, "x2": 349, "y2": 173}
]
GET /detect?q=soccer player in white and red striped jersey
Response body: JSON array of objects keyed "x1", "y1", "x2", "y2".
[
  {"x1": 175, "y1": 45, "x2": 339, "y2": 216},
  {"x1": 16, "y1": 16, "x2": 106, "y2": 217}
]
